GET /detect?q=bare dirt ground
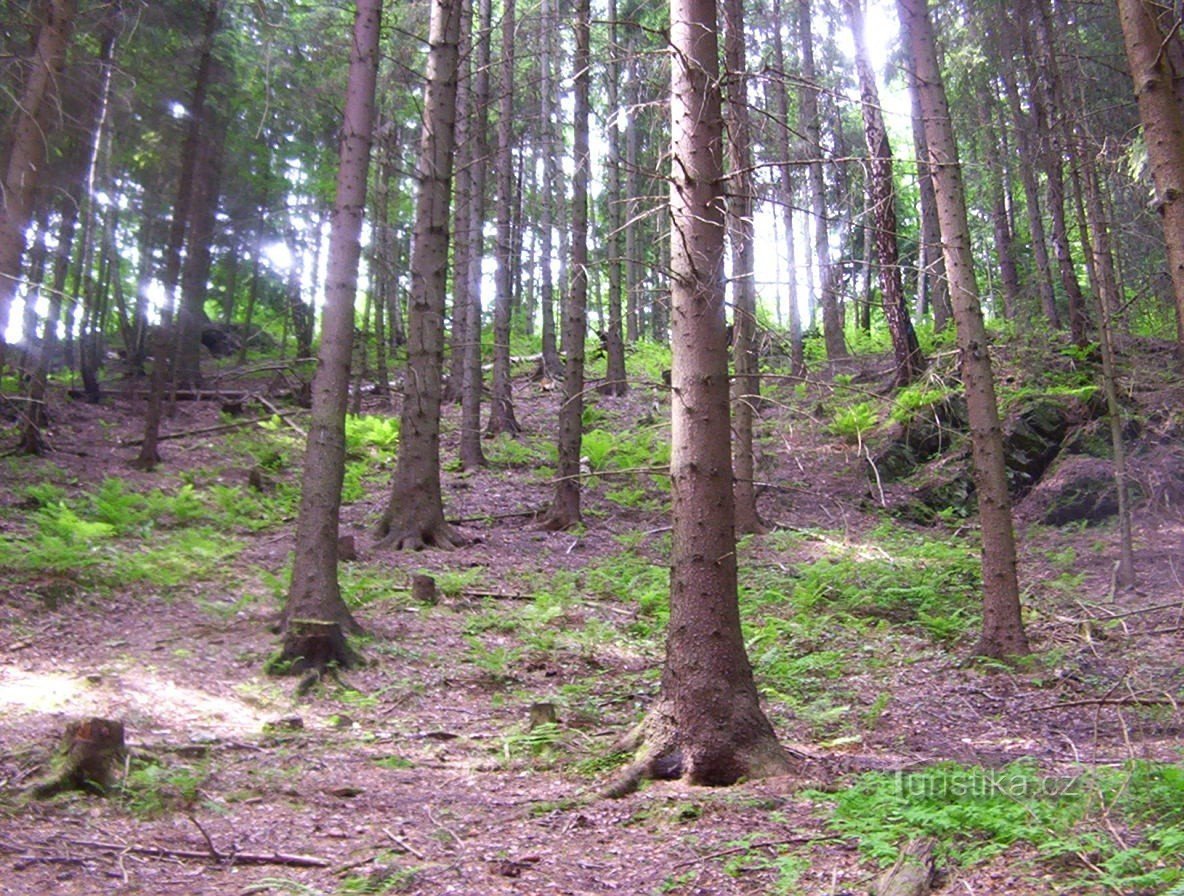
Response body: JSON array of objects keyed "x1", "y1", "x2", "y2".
[{"x1": 1, "y1": 352, "x2": 1182, "y2": 896}]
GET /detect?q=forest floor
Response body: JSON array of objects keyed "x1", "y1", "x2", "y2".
[{"x1": 1, "y1": 340, "x2": 1183, "y2": 896}]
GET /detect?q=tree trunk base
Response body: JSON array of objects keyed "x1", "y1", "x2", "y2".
[
  {"x1": 33, "y1": 718, "x2": 126, "y2": 797},
  {"x1": 269, "y1": 619, "x2": 360, "y2": 676},
  {"x1": 374, "y1": 517, "x2": 466, "y2": 552},
  {"x1": 601, "y1": 702, "x2": 796, "y2": 798}
]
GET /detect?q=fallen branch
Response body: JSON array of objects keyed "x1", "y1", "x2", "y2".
[
  {"x1": 672, "y1": 835, "x2": 845, "y2": 869},
  {"x1": 119, "y1": 410, "x2": 303, "y2": 446},
  {"x1": 60, "y1": 837, "x2": 329, "y2": 868},
  {"x1": 257, "y1": 395, "x2": 308, "y2": 438},
  {"x1": 1027, "y1": 696, "x2": 1179, "y2": 712}
]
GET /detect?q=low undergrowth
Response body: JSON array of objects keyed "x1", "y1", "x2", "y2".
[{"x1": 809, "y1": 760, "x2": 1184, "y2": 893}]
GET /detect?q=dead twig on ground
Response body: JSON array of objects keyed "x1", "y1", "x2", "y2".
[
  {"x1": 49, "y1": 836, "x2": 330, "y2": 868},
  {"x1": 119, "y1": 410, "x2": 303, "y2": 446}
]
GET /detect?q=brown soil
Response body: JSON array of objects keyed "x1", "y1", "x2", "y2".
[{"x1": 1, "y1": 354, "x2": 1181, "y2": 896}]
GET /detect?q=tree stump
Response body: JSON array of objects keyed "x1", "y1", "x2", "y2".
[
  {"x1": 411, "y1": 574, "x2": 438, "y2": 605},
  {"x1": 529, "y1": 702, "x2": 558, "y2": 730},
  {"x1": 875, "y1": 838, "x2": 937, "y2": 896},
  {"x1": 33, "y1": 717, "x2": 126, "y2": 797}
]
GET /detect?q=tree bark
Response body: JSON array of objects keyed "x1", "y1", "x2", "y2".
[
  {"x1": 459, "y1": 0, "x2": 492, "y2": 470},
  {"x1": 135, "y1": 0, "x2": 222, "y2": 470},
  {"x1": 376, "y1": 0, "x2": 464, "y2": 550},
  {"x1": 799, "y1": 0, "x2": 846, "y2": 362},
  {"x1": 999, "y1": 65, "x2": 1060, "y2": 330},
  {"x1": 542, "y1": 0, "x2": 590, "y2": 531},
  {"x1": 608, "y1": 0, "x2": 793, "y2": 794},
  {"x1": 771, "y1": 0, "x2": 804, "y2": 375},
  {"x1": 724, "y1": 0, "x2": 766, "y2": 534},
  {"x1": 899, "y1": 0, "x2": 1029, "y2": 660},
  {"x1": 907, "y1": 58, "x2": 949, "y2": 331},
  {"x1": 486, "y1": 0, "x2": 521, "y2": 436},
  {"x1": 845, "y1": 0, "x2": 924, "y2": 386},
  {"x1": 599, "y1": 0, "x2": 629, "y2": 398},
  {"x1": 1118, "y1": 0, "x2": 1184, "y2": 362},
  {"x1": 537, "y1": 0, "x2": 562, "y2": 378},
  {"x1": 1026, "y1": 0, "x2": 1090, "y2": 346},
  {"x1": 0, "y1": 0, "x2": 76, "y2": 369},
  {"x1": 278, "y1": 0, "x2": 383, "y2": 660}
]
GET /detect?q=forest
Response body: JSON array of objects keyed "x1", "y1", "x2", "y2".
[{"x1": 1, "y1": 0, "x2": 1183, "y2": 893}]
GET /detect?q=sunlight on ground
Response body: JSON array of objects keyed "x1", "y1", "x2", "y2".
[{"x1": 0, "y1": 665, "x2": 274, "y2": 739}]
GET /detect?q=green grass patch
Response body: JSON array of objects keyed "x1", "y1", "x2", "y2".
[{"x1": 810, "y1": 760, "x2": 1184, "y2": 892}]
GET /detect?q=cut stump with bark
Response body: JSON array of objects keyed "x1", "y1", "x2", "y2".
[
  {"x1": 875, "y1": 838, "x2": 937, "y2": 896},
  {"x1": 411, "y1": 573, "x2": 438, "y2": 605},
  {"x1": 33, "y1": 717, "x2": 126, "y2": 797}
]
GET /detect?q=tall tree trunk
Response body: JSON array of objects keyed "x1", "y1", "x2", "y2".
[
  {"x1": 486, "y1": 0, "x2": 520, "y2": 435},
  {"x1": 599, "y1": 0, "x2": 628, "y2": 397},
  {"x1": 1082, "y1": 147, "x2": 1135, "y2": 587},
  {"x1": 459, "y1": 0, "x2": 492, "y2": 470},
  {"x1": 537, "y1": 0, "x2": 562, "y2": 378},
  {"x1": 999, "y1": 66, "x2": 1060, "y2": 330},
  {"x1": 20, "y1": 3, "x2": 117, "y2": 450},
  {"x1": 1118, "y1": 0, "x2": 1184, "y2": 362},
  {"x1": 18, "y1": 198, "x2": 77, "y2": 455},
  {"x1": 976, "y1": 91, "x2": 1022, "y2": 321},
  {"x1": 135, "y1": 0, "x2": 222, "y2": 470},
  {"x1": 845, "y1": 0, "x2": 924, "y2": 386},
  {"x1": 0, "y1": 0, "x2": 76, "y2": 369},
  {"x1": 771, "y1": 0, "x2": 804, "y2": 375},
  {"x1": 724, "y1": 0, "x2": 765, "y2": 534},
  {"x1": 1027, "y1": 0, "x2": 1090, "y2": 346},
  {"x1": 278, "y1": 0, "x2": 382, "y2": 663},
  {"x1": 624, "y1": 51, "x2": 643, "y2": 345},
  {"x1": 608, "y1": 0, "x2": 793, "y2": 796},
  {"x1": 377, "y1": 0, "x2": 464, "y2": 550},
  {"x1": 907, "y1": 60, "x2": 949, "y2": 331},
  {"x1": 800, "y1": 0, "x2": 846, "y2": 362},
  {"x1": 446, "y1": 4, "x2": 474, "y2": 405},
  {"x1": 175, "y1": 56, "x2": 228, "y2": 390},
  {"x1": 542, "y1": 0, "x2": 590, "y2": 531},
  {"x1": 900, "y1": 0, "x2": 1030, "y2": 660}
]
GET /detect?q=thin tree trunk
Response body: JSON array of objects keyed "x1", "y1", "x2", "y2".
[
  {"x1": 598, "y1": 0, "x2": 628, "y2": 397},
  {"x1": 724, "y1": 0, "x2": 765, "y2": 533},
  {"x1": 459, "y1": 0, "x2": 492, "y2": 470},
  {"x1": 908, "y1": 64, "x2": 949, "y2": 331},
  {"x1": 135, "y1": 0, "x2": 222, "y2": 470},
  {"x1": 800, "y1": 0, "x2": 846, "y2": 362},
  {"x1": 176, "y1": 59, "x2": 228, "y2": 390},
  {"x1": 624, "y1": 52, "x2": 642, "y2": 345},
  {"x1": 900, "y1": 0, "x2": 1029, "y2": 660},
  {"x1": 771, "y1": 0, "x2": 804, "y2": 375},
  {"x1": 537, "y1": 0, "x2": 561, "y2": 377},
  {"x1": 0, "y1": 0, "x2": 76, "y2": 369},
  {"x1": 1082, "y1": 147, "x2": 1135, "y2": 587},
  {"x1": 976, "y1": 91, "x2": 1022, "y2": 321},
  {"x1": 377, "y1": 0, "x2": 464, "y2": 550},
  {"x1": 278, "y1": 0, "x2": 383, "y2": 661},
  {"x1": 846, "y1": 0, "x2": 923, "y2": 386},
  {"x1": 999, "y1": 66, "x2": 1060, "y2": 330},
  {"x1": 1118, "y1": 0, "x2": 1184, "y2": 362},
  {"x1": 542, "y1": 0, "x2": 590, "y2": 530},
  {"x1": 486, "y1": 0, "x2": 521, "y2": 435},
  {"x1": 446, "y1": 10, "x2": 474, "y2": 406},
  {"x1": 1027, "y1": 0, "x2": 1090, "y2": 345}
]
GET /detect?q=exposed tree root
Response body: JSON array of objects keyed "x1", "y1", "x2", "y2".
[
  {"x1": 601, "y1": 703, "x2": 796, "y2": 798},
  {"x1": 268, "y1": 619, "x2": 360, "y2": 677},
  {"x1": 373, "y1": 518, "x2": 467, "y2": 551}
]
